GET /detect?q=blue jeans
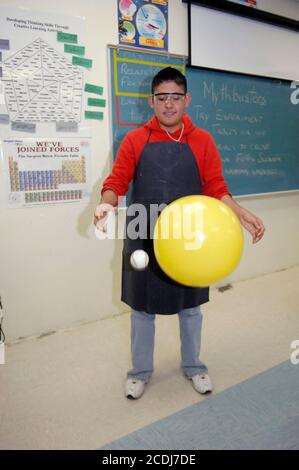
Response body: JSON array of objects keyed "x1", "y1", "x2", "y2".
[{"x1": 127, "y1": 306, "x2": 208, "y2": 382}]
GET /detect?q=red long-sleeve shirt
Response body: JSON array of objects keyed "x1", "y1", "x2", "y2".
[{"x1": 102, "y1": 114, "x2": 231, "y2": 201}]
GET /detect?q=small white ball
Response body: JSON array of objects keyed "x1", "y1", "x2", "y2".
[{"x1": 130, "y1": 250, "x2": 149, "y2": 271}]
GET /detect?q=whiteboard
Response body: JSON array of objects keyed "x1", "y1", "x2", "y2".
[{"x1": 189, "y1": 3, "x2": 299, "y2": 80}]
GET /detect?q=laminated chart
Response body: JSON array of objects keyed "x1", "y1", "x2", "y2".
[
  {"x1": 3, "y1": 138, "x2": 90, "y2": 207},
  {"x1": 0, "y1": 5, "x2": 89, "y2": 136},
  {"x1": 2, "y1": 38, "x2": 83, "y2": 130}
]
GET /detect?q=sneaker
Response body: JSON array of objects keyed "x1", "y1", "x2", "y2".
[
  {"x1": 190, "y1": 373, "x2": 213, "y2": 394},
  {"x1": 125, "y1": 378, "x2": 145, "y2": 399}
]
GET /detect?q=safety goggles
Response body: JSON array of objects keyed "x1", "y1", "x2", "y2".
[{"x1": 153, "y1": 93, "x2": 186, "y2": 103}]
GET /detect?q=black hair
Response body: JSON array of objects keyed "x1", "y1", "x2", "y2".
[{"x1": 151, "y1": 67, "x2": 187, "y2": 94}]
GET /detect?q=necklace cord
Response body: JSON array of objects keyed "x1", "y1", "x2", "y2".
[{"x1": 166, "y1": 123, "x2": 184, "y2": 143}]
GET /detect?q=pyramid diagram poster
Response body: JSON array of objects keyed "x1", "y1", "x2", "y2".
[
  {"x1": 0, "y1": 6, "x2": 87, "y2": 137},
  {"x1": 4, "y1": 37, "x2": 83, "y2": 126},
  {"x1": 0, "y1": 6, "x2": 92, "y2": 207}
]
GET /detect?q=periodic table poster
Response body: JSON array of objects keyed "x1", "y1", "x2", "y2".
[{"x1": 1, "y1": 138, "x2": 91, "y2": 207}]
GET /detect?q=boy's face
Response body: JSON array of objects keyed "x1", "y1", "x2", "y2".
[{"x1": 148, "y1": 80, "x2": 192, "y2": 132}]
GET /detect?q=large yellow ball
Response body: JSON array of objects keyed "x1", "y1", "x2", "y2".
[{"x1": 153, "y1": 195, "x2": 243, "y2": 287}]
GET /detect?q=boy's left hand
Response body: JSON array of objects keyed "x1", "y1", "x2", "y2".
[{"x1": 238, "y1": 208, "x2": 265, "y2": 244}]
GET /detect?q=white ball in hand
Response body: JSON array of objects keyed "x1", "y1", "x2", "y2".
[{"x1": 130, "y1": 250, "x2": 149, "y2": 271}]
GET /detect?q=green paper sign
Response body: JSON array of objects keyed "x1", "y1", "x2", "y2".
[
  {"x1": 72, "y1": 56, "x2": 92, "y2": 69},
  {"x1": 84, "y1": 83, "x2": 104, "y2": 95},
  {"x1": 85, "y1": 111, "x2": 103, "y2": 120},
  {"x1": 57, "y1": 31, "x2": 78, "y2": 44},
  {"x1": 64, "y1": 44, "x2": 85, "y2": 56},
  {"x1": 87, "y1": 98, "x2": 106, "y2": 107}
]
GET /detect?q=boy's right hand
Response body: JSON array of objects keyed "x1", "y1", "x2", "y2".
[{"x1": 94, "y1": 203, "x2": 115, "y2": 233}]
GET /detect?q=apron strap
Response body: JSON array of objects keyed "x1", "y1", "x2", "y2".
[{"x1": 146, "y1": 130, "x2": 152, "y2": 144}]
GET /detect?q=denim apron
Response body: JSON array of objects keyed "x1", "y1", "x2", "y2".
[{"x1": 121, "y1": 132, "x2": 209, "y2": 314}]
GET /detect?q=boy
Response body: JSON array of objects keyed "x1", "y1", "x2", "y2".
[{"x1": 94, "y1": 67, "x2": 265, "y2": 399}]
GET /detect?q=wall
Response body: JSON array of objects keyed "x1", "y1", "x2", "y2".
[
  {"x1": 0, "y1": 0, "x2": 298, "y2": 341},
  {"x1": 255, "y1": 0, "x2": 299, "y2": 20}
]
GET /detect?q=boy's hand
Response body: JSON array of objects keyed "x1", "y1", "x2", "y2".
[
  {"x1": 94, "y1": 203, "x2": 115, "y2": 233},
  {"x1": 238, "y1": 208, "x2": 265, "y2": 244},
  {"x1": 221, "y1": 195, "x2": 265, "y2": 244}
]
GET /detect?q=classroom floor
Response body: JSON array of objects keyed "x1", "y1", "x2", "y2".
[{"x1": 0, "y1": 265, "x2": 298, "y2": 450}]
